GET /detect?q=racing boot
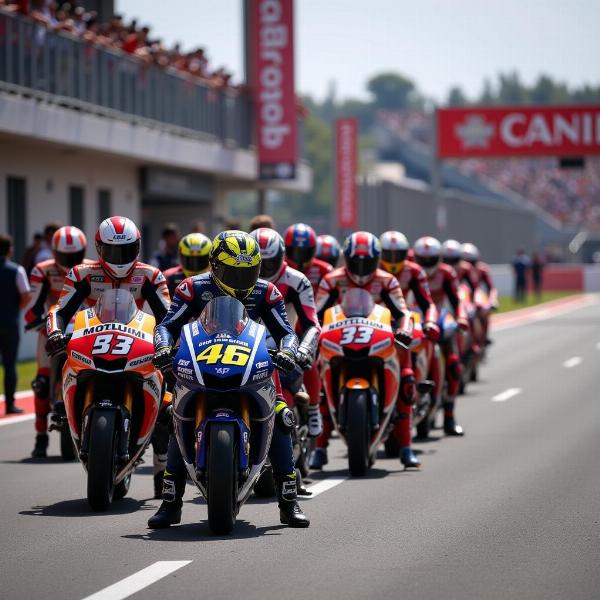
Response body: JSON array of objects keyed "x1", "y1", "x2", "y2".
[
  {"x1": 443, "y1": 403, "x2": 464, "y2": 436},
  {"x1": 308, "y1": 447, "x2": 328, "y2": 470},
  {"x1": 276, "y1": 473, "x2": 310, "y2": 528},
  {"x1": 147, "y1": 474, "x2": 185, "y2": 528},
  {"x1": 400, "y1": 447, "x2": 421, "y2": 469},
  {"x1": 31, "y1": 433, "x2": 48, "y2": 458},
  {"x1": 153, "y1": 470, "x2": 165, "y2": 500}
]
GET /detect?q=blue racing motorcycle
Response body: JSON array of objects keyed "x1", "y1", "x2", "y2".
[{"x1": 171, "y1": 296, "x2": 276, "y2": 535}]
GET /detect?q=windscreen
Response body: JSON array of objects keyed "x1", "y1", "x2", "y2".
[
  {"x1": 341, "y1": 287, "x2": 375, "y2": 318},
  {"x1": 199, "y1": 296, "x2": 249, "y2": 336},
  {"x1": 94, "y1": 289, "x2": 138, "y2": 324}
]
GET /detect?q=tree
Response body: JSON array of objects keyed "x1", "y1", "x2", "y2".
[
  {"x1": 367, "y1": 72, "x2": 417, "y2": 110},
  {"x1": 446, "y1": 86, "x2": 468, "y2": 107},
  {"x1": 496, "y1": 71, "x2": 528, "y2": 105},
  {"x1": 478, "y1": 78, "x2": 495, "y2": 105}
]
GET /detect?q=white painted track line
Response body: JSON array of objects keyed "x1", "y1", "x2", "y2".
[
  {"x1": 0, "y1": 390, "x2": 34, "y2": 403},
  {"x1": 0, "y1": 414, "x2": 35, "y2": 427},
  {"x1": 492, "y1": 388, "x2": 522, "y2": 402},
  {"x1": 81, "y1": 561, "x2": 192, "y2": 600},
  {"x1": 304, "y1": 477, "x2": 347, "y2": 498},
  {"x1": 563, "y1": 356, "x2": 582, "y2": 369},
  {"x1": 596, "y1": 342, "x2": 600, "y2": 351}
]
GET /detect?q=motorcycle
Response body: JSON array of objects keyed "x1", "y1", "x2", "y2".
[
  {"x1": 62, "y1": 289, "x2": 163, "y2": 510},
  {"x1": 319, "y1": 288, "x2": 400, "y2": 476},
  {"x1": 458, "y1": 283, "x2": 480, "y2": 392},
  {"x1": 171, "y1": 295, "x2": 278, "y2": 535}
]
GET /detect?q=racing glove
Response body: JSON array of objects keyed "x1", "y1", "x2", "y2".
[
  {"x1": 45, "y1": 332, "x2": 67, "y2": 357},
  {"x1": 296, "y1": 345, "x2": 314, "y2": 370},
  {"x1": 394, "y1": 328, "x2": 413, "y2": 348},
  {"x1": 423, "y1": 321, "x2": 440, "y2": 343},
  {"x1": 275, "y1": 399, "x2": 297, "y2": 433},
  {"x1": 307, "y1": 404, "x2": 323, "y2": 438},
  {"x1": 153, "y1": 346, "x2": 173, "y2": 374},
  {"x1": 272, "y1": 349, "x2": 296, "y2": 374}
]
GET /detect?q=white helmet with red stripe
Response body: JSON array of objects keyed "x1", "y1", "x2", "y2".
[
  {"x1": 413, "y1": 236, "x2": 442, "y2": 276},
  {"x1": 249, "y1": 227, "x2": 285, "y2": 282},
  {"x1": 343, "y1": 231, "x2": 381, "y2": 285},
  {"x1": 442, "y1": 239, "x2": 462, "y2": 267},
  {"x1": 461, "y1": 242, "x2": 480, "y2": 265},
  {"x1": 52, "y1": 226, "x2": 87, "y2": 273},
  {"x1": 95, "y1": 216, "x2": 141, "y2": 279}
]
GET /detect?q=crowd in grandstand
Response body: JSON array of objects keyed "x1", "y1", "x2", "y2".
[
  {"x1": 0, "y1": 0, "x2": 236, "y2": 90},
  {"x1": 378, "y1": 110, "x2": 600, "y2": 230}
]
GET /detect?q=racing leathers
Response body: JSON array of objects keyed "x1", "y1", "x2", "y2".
[
  {"x1": 315, "y1": 267, "x2": 414, "y2": 452},
  {"x1": 163, "y1": 265, "x2": 187, "y2": 297},
  {"x1": 47, "y1": 260, "x2": 171, "y2": 476},
  {"x1": 289, "y1": 256, "x2": 332, "y2": 294},
  {"x1": 426, "y1": 263, "x2": 468, "y2": 434},
  {"x1": 272, "y1": 262, "x2": 322, "y2": 436},
  {"x1": 153, "y1": 273, "x2": 302, "y2": 510},
  {"x1": 470, "y1": 260, "x2": 498, "y2": 344}
]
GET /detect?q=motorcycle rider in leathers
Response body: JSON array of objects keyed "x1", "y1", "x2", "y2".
[
  {"x1": 25, "y1": 226, "x2": 89, "y2": 458},
  {"x1": 379, "y1": 231, "x2": 439, "y2": 465},
  {"x1": 45, "y1": 216, "x2": 171, "y2": 497},
  {"x1": 310, "y1": 231, "x2": 415, "y2": 470},
  {"x1": 250, "y1": 228, "x2": 322, "y2": 437},
  {"x1": 164, "y1": 233, "x2": 212, "y2": 296},
  {"x1": 148, "y1": 230, "x2": 310, "y2": 529}
]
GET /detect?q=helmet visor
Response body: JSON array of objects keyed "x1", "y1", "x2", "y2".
[
  {"x1": 212, "y1": 261, "x2": 260, "y2": 296},
  {"x1": 97, "y1": 240, "x2": 140, "y2": 265},
  {"x1": 381, "y1": 248, "x2": 407, "y2": 265},
  {"x1": 443, "y1": 255, "x2": 460, "y2": 266},
  {"x1": 416, "y1": 255, "x2": 440, "y2": 269},
  {"x1": 345, "y1": 255, "x2": 379, "y2": 278},
  {"x1": 260, "y1": 255, "x2": 284, "y2": 280},
  {"x1": 286, "y1": 246, "x2": 315, "y2": 268},
  {"x1": 181, "y1": 254, "x2": 210, "y2": 274},
  {"x1": 55, "y1": 250, "x2": 85, "y2": 270}
]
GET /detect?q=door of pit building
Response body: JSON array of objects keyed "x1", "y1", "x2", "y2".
[{"x1": 139, "y1": 167, "x2": 217, "y2": 262}]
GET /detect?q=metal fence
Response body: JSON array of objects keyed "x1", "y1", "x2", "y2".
[{"x1": 0, "y1": 12, "x2": 251, "y2": 147}]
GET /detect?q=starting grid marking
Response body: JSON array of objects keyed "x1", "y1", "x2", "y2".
[
  {"x1": 563, "y1": 356, "x2": 583, "y2": 369},
  {"x1": 492, "y1": 387, "x2": 522, "y2": 402}
]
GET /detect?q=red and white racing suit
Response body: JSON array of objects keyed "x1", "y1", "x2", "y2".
[
  {"x1": 471, "y1": 261, "x2": 497, "y2": 342},
  {"x1": 288, "y1": 257, "x2": 332, "y2": 295},
  {"x1": 315, "y1": 267, "x2": 413, "y2": 450},
  {"x1": 25, "y1": 259, "x2": 92, "y2": 434}
]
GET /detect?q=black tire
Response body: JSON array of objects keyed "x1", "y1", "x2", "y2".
[
  {"x1": 384, "y1": 432, "x2": 400, "y2": 458},
  {"x1": 346, "y1": 390, "x2": 370, "y2": 476},
  {"x1": 470, "y1": 364, "x2": 478, "y2": 382},
  {"x1": 114, "y1": 472, "x2": 131, "y2": 500},
  {"x1": 60, "y1": 425, "x2": 77, "y2": 461},
  {"x1": 253, "y1": 466, "x2": 276, "y2": 498},
  {"x1": 416, "y1": 411, "x2": 433, "y2": 439},
  {"x1": 87, "y1": 410, "x2": 117, "y2": 512},
  {"x1": 207, "y1": 422, "x2": 237, "y2": 535}
]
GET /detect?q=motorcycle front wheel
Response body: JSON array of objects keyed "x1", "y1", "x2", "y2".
[
  {"x1": 207, "y1": 422, "x2": 238, "y2": 535},
  {"x1": 87, "y1": 409, "x2": 117, "y2": 511},
  {"x1": 346, "y1": 390, "x2": 370, "y2": 477}
]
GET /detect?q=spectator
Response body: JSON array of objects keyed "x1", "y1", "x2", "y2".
[
  {"x1": 150, "y1": 223, "x2": 180, "y2": 271},
  {"x1": 22, "y1": 232, "x2": 43, "y2": 275},
  {"x1": 0, "y1": 234, "x2": 31, "y2": 415},
  {"x1": 512, "y1": 248, "x2": 530, "y2": 303},
  {"x1": 531, "y1": 252, "x2": 544, "y2": 300},
  {"x1": 249, "y1": 214, "x2": 275, "y2": 231},
  {"x1": 34, "y1": 222, "x2": 60, "y2": 264}
]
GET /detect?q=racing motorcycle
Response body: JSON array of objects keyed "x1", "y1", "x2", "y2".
[
  {"x1": 62, "y1": 289, "x2": 163, "y2": 511},
  {"x1": 458, "y1": 283, "x2": 480, "y2": 392},
  {"x1": 171, "y1": 295, "x2": 278, "y2": 535},
  {"x1": 320, "y1": 288, "x2": 400, "y2": 476}
]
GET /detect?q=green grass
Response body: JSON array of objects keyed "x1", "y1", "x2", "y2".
[
  {"x1": 0, "y1": 359, "x2": 37, "y2": 394},
  {"x1": 497, "y1": 291, "x2": 577, "y2": 314}
]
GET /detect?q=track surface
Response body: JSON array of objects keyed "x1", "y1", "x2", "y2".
[{"x1": 1, "y1": 298, "x2": 599, "y2": 600}]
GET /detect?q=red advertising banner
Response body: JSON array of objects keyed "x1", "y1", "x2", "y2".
[
  {"x1": 251, "y1": 0, "x2": 297, "y2": 180},
  {"x1": 437, "y1": 105, "x2": 600, "y2": 158},
  {"x1": 336, "y1": 118, "x2": 358, "y2": 229}
]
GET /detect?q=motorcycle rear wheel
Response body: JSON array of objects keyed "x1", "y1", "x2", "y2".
[
  {"x1": 207, "y1": 422, "x2": 238, "y2": 535},
  {"x1": 87, "y1": 410, "x2": 117, "y2": 511},
  {"x1": 346, "y1": 390, "x2": 370, "y2": 477}
]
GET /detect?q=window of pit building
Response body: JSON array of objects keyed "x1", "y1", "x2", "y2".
[
  {"x1": 98, "y1": 189, "x2": 111, "y2": 223},
  {"x1": 69, "y1": 186, "x2": 85, "y2": 230},
  {"x1": 7, "y1": 177, "x2": 27, "y2": 262}
]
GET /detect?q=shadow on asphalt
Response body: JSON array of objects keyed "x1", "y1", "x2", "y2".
[
  {"x1": 1, "y1": 456, "x2": 74, "y2": 465},
  {"x1": 121, "y1": 520, "x2": 287, "y2": 542},
  {"x1": 19, "y1": 497, "x2": 154, "y2": 517}
]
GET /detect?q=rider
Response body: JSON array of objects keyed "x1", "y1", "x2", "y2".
[
  {"x1": 45, "y1": 216, "x2": 171, "y2": 496},
  {"x1": 284, "y1": 223, "x2": 333, "y2": 293},
  {"x1": 148, "y1": 230, "x2": 310, "y2": 529},
  {"x1": 413, "y1": 236, "x2": 469, "y2": 436},
  {"x1": 316, "y1": 234, "x2": 341, "y2": 268},
  {"x1": 250, "y1": 228, "x2": 322, "y2": 437},
  {"x1": 164, "y1": 233, "x2": 211, "y2": 295},
  {"x1": 25, "y1": 226, "x2": 88, "y2": 458},
  {"x1": 379, "y1": 231, "x2": 439, "y2": 464},
  {"x1": 311, "y1": 231, "x2": 415, "y2": 469},
  {"x1": 462, "y1": 242, "x2": 498, "y2": 345},
  {"x1": 442, "y1": 240, "x2": 476, "y2": 291}
]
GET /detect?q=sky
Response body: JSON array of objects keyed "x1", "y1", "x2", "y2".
[{"x1": 116, "y1": 0, "x2": 600, "y2": 103}]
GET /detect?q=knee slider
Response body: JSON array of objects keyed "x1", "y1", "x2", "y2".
[
  {"x1": 31, "y1": 375, "x2": 50, "y2": 398},
  {"x1": 447, "y1": 354, "x2": 462, "y2": 380}
]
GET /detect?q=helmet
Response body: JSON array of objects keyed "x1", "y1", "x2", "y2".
[
  {"x1": 414, "y1": 236, "x2": 442, "y2": 276},
  {"x1": 462, "y1": 242, "x2": 480, "y2": 265},
  {"x1": 249, "y1": 228, "x2": 285, "y2": 282},
  {"x1": 284, "y1": 223, "x2": 317, "y2": 271},
  {"x1": 52, "y1": 226, "x2": 87, "y2": 272},
  {"x1": 343, "y1": 231, "x2": 381, "y2": 286},
  {"x1": 178, "y1": 233, "x2": 211, "y2": 278},
  {"x1": 379, "y1": 231, "x2": 409, "y2": 275},
  {"x1": 442, "y1": 239, "x2": 463, "y2": 267},
  {"x1": 316, "y1": 234, "x2": 341, "y2": 268},
  {"x1": 95, "y1": 216, "x2": 140, "y2": 279},
  {"x1": 209, "y1": 230, "x2": 261, "y2": 300}
]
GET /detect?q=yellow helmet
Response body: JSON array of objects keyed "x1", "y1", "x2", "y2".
[
  {"x1": 209, "y1": 230, "x2": 261, "y2": 300},
  {"x1": 178, "y1": 233, "x2": 211, "y2": 277}
]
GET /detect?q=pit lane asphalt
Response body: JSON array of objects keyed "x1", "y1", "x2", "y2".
[{"x1": 1, "y1": 300, "x2": 599, "y2": 600}]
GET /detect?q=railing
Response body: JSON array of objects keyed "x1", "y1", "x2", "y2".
[{"x1": 0, "y1": 12, "x2": 252, "y2": 148}]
